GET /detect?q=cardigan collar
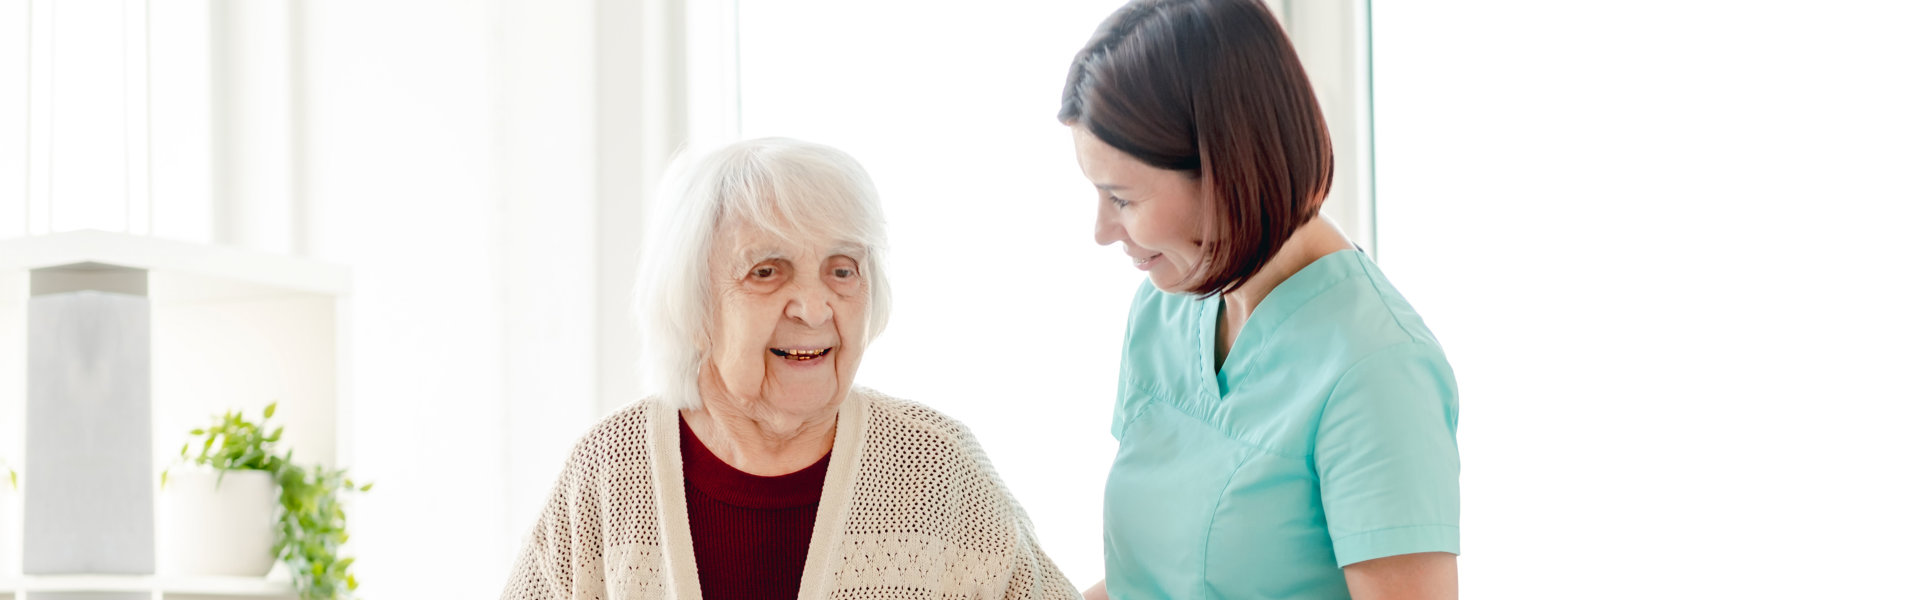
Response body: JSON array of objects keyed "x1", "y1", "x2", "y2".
[{"x1": 648, "y1": 389, "x2": 871, "y2": 599}]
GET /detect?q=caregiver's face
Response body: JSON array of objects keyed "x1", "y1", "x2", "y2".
[
  {"x1": 1071, "y1": 125, "x2": 1209, "y2": 293},
  {"x1": 705, "y1": 216, "x2": 870, "y2": 418}
]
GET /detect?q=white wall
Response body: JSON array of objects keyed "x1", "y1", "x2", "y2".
[
  {"x1": 148, "y1": 0, "x2": 218, "y2": 244},
  {"x1": 0, "y1": 2, "x2": 29, "y2": 238},
  {"x1": 0, "y1": 0, "x2": 215, "y2": 240},
  {"x1": 1374, "y1": 1, "x2": 1920, "y2": 596},
  {"x1": 1281, "y1": 0, "x2": 1376, "y2": 251},
  {"x1": 3, "y1": 0, "x2": 150, "y2": 235},
  {"x1": 492, "y1": 0, "x2": 598, "y2": 567},
  {"x1": 300, "y1": 0, "x2": 598, "y2": 596},
  {"x1": 595, "y1": 0, "x2": 690, "y2": 418},
  {"x1": 300, "y1": 2, "x2": 507, "y2": 596}
]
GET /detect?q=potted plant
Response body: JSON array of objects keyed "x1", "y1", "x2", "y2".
[
  {"x1": 162, "y1": 403, "x2": 370, "y2": 599},
  {"x1": 160, "y1": 438, "x2": 278, "y2": 577}
]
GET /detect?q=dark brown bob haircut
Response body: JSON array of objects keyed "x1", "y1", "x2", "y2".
[{"x1": 1060, "y1": 0, "x2": 1334, "y2": 297}]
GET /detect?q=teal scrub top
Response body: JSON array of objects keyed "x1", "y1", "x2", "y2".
[{"x1": 1105, "y1": 249, "x2": 1460, "y2": 599}]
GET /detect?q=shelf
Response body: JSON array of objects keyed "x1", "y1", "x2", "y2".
[
  {"x1": 0, "y1": 231, "x2": 347, "y2": 598},
  {"x1": 0, "y1": 230, "x2": 350, "y2": 296},
  {"x1": 2, "y1": 574, "x2": 294, "y2": 596}
]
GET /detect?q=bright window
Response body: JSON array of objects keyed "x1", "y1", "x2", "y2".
[{"x1": 1374, "y1": 2, "x2": 1920, "y2": 595}]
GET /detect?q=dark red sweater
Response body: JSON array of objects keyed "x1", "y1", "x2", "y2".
[{"x1": 679, "y1": 417, "x2": 830, "y2": 600}]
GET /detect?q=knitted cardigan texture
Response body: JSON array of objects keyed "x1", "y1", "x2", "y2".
[{"x1": 501, "y1": 387, "x2": 1081, "y2": 600}]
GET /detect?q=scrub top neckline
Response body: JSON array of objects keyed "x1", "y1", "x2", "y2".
[{"x1": 1198, "y1": 248, "x2": 1364, "y2": 398}]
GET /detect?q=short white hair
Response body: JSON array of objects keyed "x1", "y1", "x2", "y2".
[{"x1": 636, "y1": 137, "x2": 892, "y2": 411}]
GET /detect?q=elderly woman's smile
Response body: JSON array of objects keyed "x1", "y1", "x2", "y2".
[{"x1": 769, "y1": 346, "x2": 830, "y2": 360}]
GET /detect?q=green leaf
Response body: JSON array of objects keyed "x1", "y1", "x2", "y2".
[{"x1": 180, "y1": 403, "x2": 364, "y2": 600}]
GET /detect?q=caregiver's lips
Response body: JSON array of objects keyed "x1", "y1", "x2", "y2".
[{"x1": 1133, "y1": 253, "x2": 1163, "y2": 270}]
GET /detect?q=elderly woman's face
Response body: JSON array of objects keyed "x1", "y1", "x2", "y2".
[{"x1": 704, "y1": 216, "x2": 870, "y2": 417}]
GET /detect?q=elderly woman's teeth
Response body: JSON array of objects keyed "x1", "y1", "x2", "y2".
[{"x1": 771, "y1": 347, "x2": 831, "y2": 360}]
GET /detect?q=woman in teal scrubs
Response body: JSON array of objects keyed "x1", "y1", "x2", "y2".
[{"x1": 1059, "y1": 1, "x2": 1461, "y2": 598}]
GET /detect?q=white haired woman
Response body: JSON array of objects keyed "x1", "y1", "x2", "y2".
[{"x1": 501, "y1": 138, "x2": 1079, "y2": 599}]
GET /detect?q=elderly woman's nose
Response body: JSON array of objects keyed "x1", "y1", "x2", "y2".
[{"x1": 784, "y1": 279, "x2": 835, "y2": 326}]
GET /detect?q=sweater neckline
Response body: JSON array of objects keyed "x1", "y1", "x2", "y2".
[{"x1": 679, "y1": 415, "x2": 831, "y2": 509}]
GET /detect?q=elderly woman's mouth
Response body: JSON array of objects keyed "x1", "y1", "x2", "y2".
[{"x1": 769, "y1": 347, "x2": 833, "y2": 361}]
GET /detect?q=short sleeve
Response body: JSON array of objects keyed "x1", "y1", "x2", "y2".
[{"x1": 1314, "y1": 341, "x2": 1461, "y2": 567}]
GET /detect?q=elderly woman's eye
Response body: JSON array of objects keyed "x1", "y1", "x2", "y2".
[
  {"x1": 833, "y1": 267, "x2": 857, "y2": 278},
  {"x1": 752, "y1": 266, "x2": 777, "y2": 279}
]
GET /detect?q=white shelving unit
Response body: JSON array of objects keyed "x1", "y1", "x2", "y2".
[
  {"x1": 1, "y1": 574, "x2": 296, "y2": 598},
  {"x1": 0, "y1": 230, "x2": 351, "y2": 600}
]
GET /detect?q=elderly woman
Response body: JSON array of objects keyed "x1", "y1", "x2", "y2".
[{"x1": 501, "y1": 138, "x2": 1078, "y2": 599}]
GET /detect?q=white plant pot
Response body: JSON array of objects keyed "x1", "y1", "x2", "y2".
[
  {"x1": 0, "y1": 486, "x2": 19, "y2": 577},
  {"x1": 158, "y1": 468, "x2": 278, "y2": 577}
]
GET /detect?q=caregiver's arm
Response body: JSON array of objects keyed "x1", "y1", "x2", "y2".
[
  {"x1": 1343, "y1": 552, "x2": 1457, "y2": 600},
  {"x1": 1082, "y1": 580, "x2": 1107, "y2": 600}
]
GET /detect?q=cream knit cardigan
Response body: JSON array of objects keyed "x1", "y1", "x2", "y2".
[{"x1": 501, "y1": 387, "x2": 1081, "y2": 600}]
